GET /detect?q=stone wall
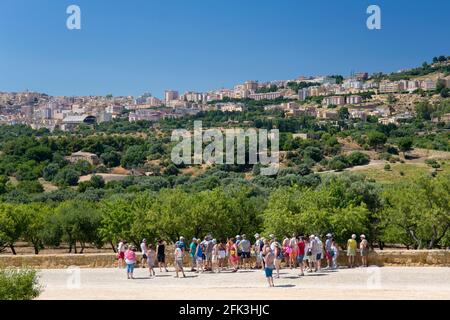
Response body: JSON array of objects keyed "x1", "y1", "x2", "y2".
[{"x1": 0, "y1": 250, "x2": 449, "y2": 269}]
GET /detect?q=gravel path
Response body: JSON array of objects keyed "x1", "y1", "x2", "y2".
[{"x1": 36, "y1": 266, "x2": 450, "y2": 300}]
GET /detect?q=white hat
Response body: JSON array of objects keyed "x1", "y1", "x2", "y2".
[
  {"x1": 360, "y1": 234, "x2": 366, "y2": 239},
  {"x1": 254, "y1": 233, "x2": 260, "y2": 238},
  {"x1": 352, "y1": 234, "x2": 356, "y2": 239}
]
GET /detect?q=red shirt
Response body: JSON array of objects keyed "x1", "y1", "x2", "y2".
[{"x1": 297, "y1": 240, "x2": 305, "y2": 255}]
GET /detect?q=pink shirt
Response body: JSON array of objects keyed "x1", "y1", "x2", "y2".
[{"x1": 125, "y1": 250, "x2": 136, "y2": 263}]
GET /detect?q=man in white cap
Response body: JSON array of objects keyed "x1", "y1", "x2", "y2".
[
  {"x1": 140, "y1": 239, "x2": 148, "y2": 268},
  {"x1": 254, "y1": 233, "x2": 263, "y2": 269},
  {"x1": 347, "y1": 234, "x2": 357, "y2": 268},
  {"x1": 324, "y1": 233, "x2": 333, "y2": 269},
  {"x1": 189, "y1": 237, "x2": 197, "y2": 272},
  {"x1": 239, "y1": 234, "x2": 251, "y2": 269},
  {"x1": 360, "y1": 234, "x2": 369, "y2": 267}
]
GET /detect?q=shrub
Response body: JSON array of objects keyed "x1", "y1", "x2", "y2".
[
  {"x1": 0, "y1": 269, "x2": 41, "y2": 300},
  {"x1": 384, "y1": 164, "x2": 391, "y2": 171}
]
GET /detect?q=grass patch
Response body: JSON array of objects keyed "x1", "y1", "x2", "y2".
[{"x1": 354, "y1": 161, "x2": 450, "y2": 184}]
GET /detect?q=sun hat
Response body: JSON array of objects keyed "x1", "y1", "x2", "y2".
[{"x1": 352, "y1": 234, "x2": 356, "y2": 239}]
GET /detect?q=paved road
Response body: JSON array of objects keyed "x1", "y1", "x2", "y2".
[{"x1": 37, "y1": 266, "x2": 450, "y2": 300}]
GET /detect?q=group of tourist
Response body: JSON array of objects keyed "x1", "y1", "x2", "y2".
[{"x1": 116, "y1": 232, "x2": 370, "y2": 285}]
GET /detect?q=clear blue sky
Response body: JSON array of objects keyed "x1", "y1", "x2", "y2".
[{"x1": 0, "y1": 0, "x2": 448, "y2": 98}]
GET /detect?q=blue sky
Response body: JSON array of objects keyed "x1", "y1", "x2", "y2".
[{"x1": 0, "y1": 0, "x2": 449, "y2": 98}]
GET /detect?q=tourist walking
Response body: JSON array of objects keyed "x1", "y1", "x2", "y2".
[
  {"x1": 297, "y1": 236, "x2": 305, "y2": 276},
  {"x1": 308, "y1": 235, "x2": 318, "y2": 272},
  {"x1": 204, "y1": 235, "x2": 214, "y2": 271},
  {"x1": 360, "y1": 234, "x2": 369, "y2": 267},
  {"x1": 189, "y1": 238, "x2": 197, "y2": 272},
  {"x1": 347, "y1": 234, "x2": 357, "y2": 268},
  {"x1": 174, "y1": 246, "x2": 186, "y2": 278},
  {"x1": 117, "y1": 239, "x2": 126, "y2": 269},
  {"x1": 261, "y1": 238, "x2": 270, "y2": 269},
  {"x1": 325, "y1": 234, "x2": 334, "y2": 269},
  {"x1": 229, "y1": 238, "x2": 239, "y2": 272},
  {"x1": 331, "y1": 239, "x2": 339, "y2": 269},
  {"x1": 254, "y1": 233, "x2": 264, "y2": 269},
  {"x1": 315, "y1": 236, "x2": 323, "y2": 271},
  {"x1": 125, "y1": 245, "x2": 137, "y2": 279},
  {"x1": 217, "y1": 240, "x2": 227, "y2": 272},
  {"x1": 140, "y1": 239, "x2": 148, "y2": 268},
  {"x1": 289, "y1": 233, "x2": 298, "y2": 269},
  {"x1": 282, "y1": 236, "x2": 290, "y2": 267},
  {"x1": 195, "y1": 238, "x2": 204, "y2": 273},
  {"x1": 235, "y1": 235, "x2": 242, "y2": 268},
  {"x1": 156, "y1": 239, "x2": 169, "y2": 272},
  {"x1": 264, "y1": 246, "x2": 275, "y2": 287},
  {"x1": 239, "y1": 234, "x2": 251, "y2": 269},
  {"x1": 272, "y1": 238, "x2": 283, "y2": 279},
  {"x1": 147, "y1": 244, "x2": 156, "y2": 277}
]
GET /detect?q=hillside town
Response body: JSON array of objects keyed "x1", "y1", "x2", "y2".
[{"x1": 1, "y1": 58, "x2": 449, "y2": 131}]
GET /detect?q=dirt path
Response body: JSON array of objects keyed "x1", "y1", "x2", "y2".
[{"x1": 37, "y1": 267, "x2": 450, "y2": 300}]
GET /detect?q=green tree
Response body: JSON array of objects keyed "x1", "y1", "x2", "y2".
[
  {"x1": 56, "y1": 201, "x2": 102, "y2": 253},
  {"x1": 397, "y1": 137, "x2": 413, "y2": 156},
  {"x1": 0, "y1": 203, "x2": 29, "y2": 254},
  {"x1": 367, "y1": 131, "x2": 387, "y2": 150},
  {"x1": 19, "y1": 204, "x2": 53, "y2": 254},
  {"x1": 415, "y1": 101, "x2": 434, "y2": 120},
  {"x1": 379, "y1": 175, "x2": 450, "y2": 249},
  {"x1": 54, "y1": 168, "x2": 80, "y2": 187}
]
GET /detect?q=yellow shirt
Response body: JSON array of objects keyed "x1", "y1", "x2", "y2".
[{"x1": 347, "y1": 239, "x2": 357, "y2": 250}]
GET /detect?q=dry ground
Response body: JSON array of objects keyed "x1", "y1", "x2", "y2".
[{"x1": 37, "y1": 266, "x2": 450, "y2": 300}]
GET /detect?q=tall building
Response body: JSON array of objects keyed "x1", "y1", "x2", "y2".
[
  {"x1": 244, "y1": 81, "x2": 258, "y2": 92},
  {"x1": 322, "y1": 96, "x2": 346, "y2": 106},
  {"x1": 165, "y1": 90, "x2": 179, "y2": 103},
  {"x1": 298, "y1": 88, "x2": 310, "y2": 101}
]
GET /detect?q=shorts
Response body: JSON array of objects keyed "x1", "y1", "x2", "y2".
[
  {"x1": 196, "y1": 256, "x2": 203, "y2": 263},
  {"x1": 218, "y1": 250, "x2": 226, "y2": 259},
  {"x1": 118, "y1": 252, "x2": 125, "y2": 260},
  {"x1": 175, "y1": 260, "x2": 183, "y2": 269},
  {"x1": 309, "y1": 255, "x2": 317, "y2": 263},
  {"x1": 316, "y1": 253, "x2": 322, "y2": 260},
  {"x1": 126, "y1": 263, "x2": 135, "y2": 273},
  {"x1": 361, "y1": 248, "x2": 369, "y2": 257},
  {"x1": 256, "y1": 253, "x2": 262, "y2": 262},
  {"x1": 142, "y1": 253, "x2": 148, "y2": 260},
  {"x1": 147, "y1": 260, "x2": 155, "y2": 268},
  {"x1": 264, "y1": 267, "x2": 273, "y2": 278},
  {"x1": 237, "y1": 252, "x2": 242, "y2": 257},
  {"x1": 157, "y1": 254, "x2": 165, "y2": 263},
  {"x1": 297, "y1": 255, "x2": 304, "y2": 263},
  {"x1": 205, "y1": 253, "x2": 212, "y2": 261},
  {"x1": 347, "y1": 249, "x2": 356, "y2": 257},
  {"x1": 241, "y1": 252, "x2": 250, "y2": 259}
]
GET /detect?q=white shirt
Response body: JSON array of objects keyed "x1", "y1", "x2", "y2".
[{"x1": 140, "y1": 242, "x2": 147, "y2": 254}]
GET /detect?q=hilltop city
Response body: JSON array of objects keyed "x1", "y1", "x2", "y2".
[{"x1": 1, "y1": 56, "x2": 449, "y2": 131}]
